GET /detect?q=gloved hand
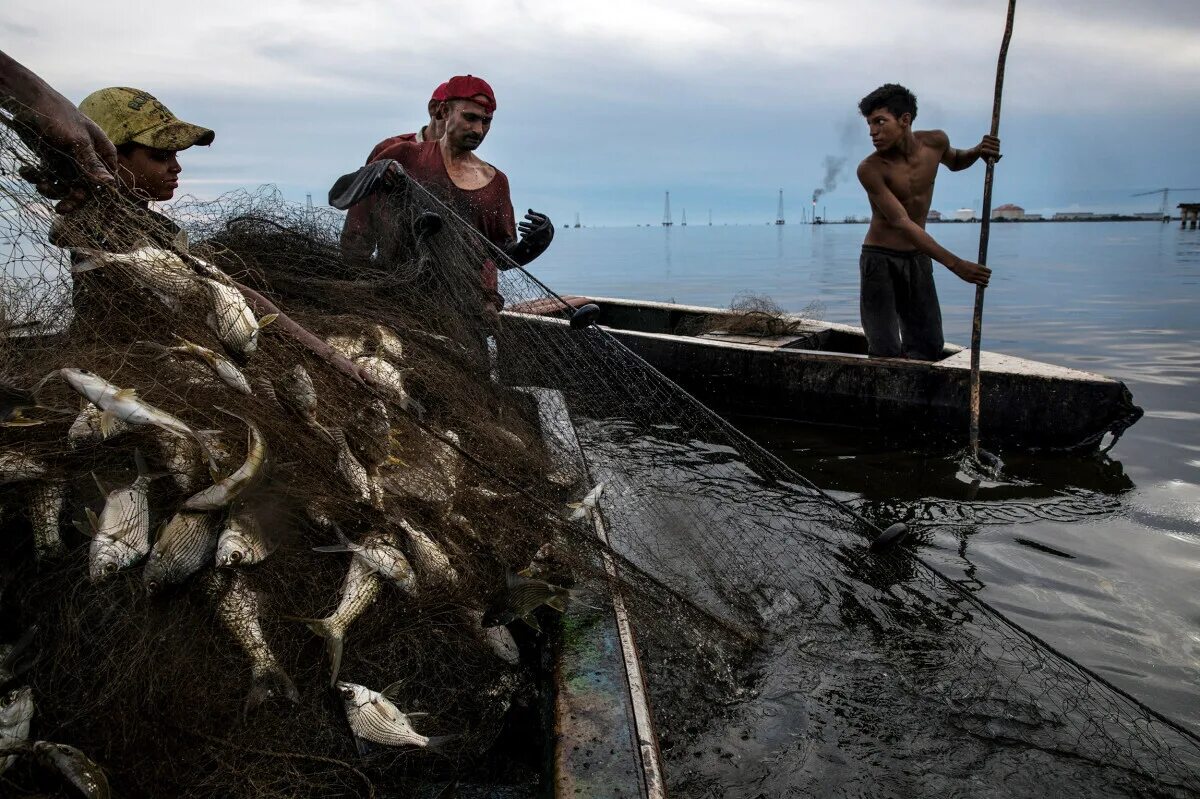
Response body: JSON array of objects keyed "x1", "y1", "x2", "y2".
[
  {"x1": 503, "y1": 209, "x2": 554, "y2": 267},
  {"x1": 327, "y1": 159, "x2": 404, "y2": 210}
]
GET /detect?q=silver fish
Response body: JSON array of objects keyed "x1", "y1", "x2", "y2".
[
  {"x1": 481, "y1": 571, "x2": 572, "y2": 633},
  {"x1": 205, "y1": 570, "x2": 298, "y2": 712},
  {"x1": 568, "y1": 482, "x2": 605, "y2": 522},
  {"x1": 355, "y1": 355, "x2": 425, "y2": 417},
  {"x1": 0, "y1": 451, "x2": 47, "y2": 485},
  {"x1": 325, "y1": 333, "x2": 367, "y2": 361},
  {"x1": 0, "y1": 686, "x2": 33, "y2": 775},
  {"x1": 469, "y1": 609, "x2": 519, "y2": 665},
  {"x1": 32, "y1": 740, "x2": 110, "y2": 799},
  {"x1": 398, "y1": 520, "x2": 457, "y2": 585},
  {"x1": 337, "y1": 681, "x2": 433, "y2": 750},
  {"x1": 329, "y1": 428, "x2": 376, "y2": 507},
  {"x1": 87, "y1": 450, "x2": 155, "y2": 582},
  {"x1": 143, "y1": 510, "x2": 219, "y2": 596},
  {"x1": 313, "y1": 529, "x2": 416, "y2": 592},
  {"x1": 52, "y1": 369, "x2": 216, "y2": 470},
  {"x1": 29, "y1": 479, "x2": 66, "y2": 561},
  {"x1": 183, "y1": 408, "x2": 266, "y2": 511},
  {"x1": 72, "y1": 244, "x2": 200, "y2": 312},
  {"x1": 139, "y1": 336, "x2": 253, "y2": 395},
  {"x1": 216, "y1": 511, "x2": 277, "y2": 568},
  {"x1": 201, "y1": 276, "x2": 276, "y2": 355},
  {"x1": 273, "y1": 364, "x2": 331, "y2": 440},
  {"x1": 371, "y1": 324, "x2": 405, "y2": 362},
  {"x1": 348, "y1": 398, "x2": 390, "y2": 468},
  {"x1": 287, "y1": 557, "x2": 381, "y2": 686},
  {"x1": 430, "y1": 430, "x2": 462, "y2": 491},
  {"x1": 155, "y1": 428, "x2": 229, "y2": 494},
  {"x1": 68, "y1": 402, "x2": 130, "y2": 449}
]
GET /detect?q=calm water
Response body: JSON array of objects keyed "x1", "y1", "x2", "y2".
[{"x1": 537, "y1": 221, "x2": 1200, "y2": 730}]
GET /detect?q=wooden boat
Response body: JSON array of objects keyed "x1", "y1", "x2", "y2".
[{"x1": 500, "y1": 296, "x2": 1143, "y2": 453}]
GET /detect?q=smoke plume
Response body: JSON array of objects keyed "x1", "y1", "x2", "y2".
[{"x1": 812, "y1": 155, "x2": 847, "y2": 203}]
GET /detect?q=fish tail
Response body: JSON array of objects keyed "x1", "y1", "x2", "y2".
[
  {"x1": 423, "y1": 734, "x2": 459, "y2": 751},
  {"x1": 544, "y1": 588, "x2": 572, "y2": 613},
  {"x1": 134, "y1": 340, "x2": 172, "y2": 360},
  {"x1": 284, "y1": 616, "x2": 344, "y2": 685},
  {"x1": 245, "y1": 665, "x2": 300, "y2": 713}
]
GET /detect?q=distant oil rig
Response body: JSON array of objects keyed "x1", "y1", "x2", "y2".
[
  {"x1": 662, "y1": 191, "x2": 673, "y2": 227},
  {"x1": 775, "y1": 189, "x2": 785, "y2": 225}
]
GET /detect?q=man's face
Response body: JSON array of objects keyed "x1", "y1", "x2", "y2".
[
  {"x1": 116, "y1": 144, "x2": 182, "y2": 201},
  {"x1": 865, "y1": 108, "x2": 910, "y2": 152},
  {"x1": 441, "y1": 97, "x2": 493, "y2": 151}
]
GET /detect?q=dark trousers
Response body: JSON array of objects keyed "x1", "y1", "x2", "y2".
[{"x1": 859, "y1": 245, "x2": 945, "y2": 360}]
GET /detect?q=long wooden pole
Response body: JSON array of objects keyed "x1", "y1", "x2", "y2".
[{"x1": 969, "y1": 0, "x2": 1017, "y2": 460}]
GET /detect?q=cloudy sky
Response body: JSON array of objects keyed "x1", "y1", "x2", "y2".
[{"x1": 6, "y1": 0, "x2": 1199, "y2": 224}]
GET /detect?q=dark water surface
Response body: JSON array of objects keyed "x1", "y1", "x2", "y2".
[{"x1": 539, "y1": 221, "x2": 1200, "y2": 740}]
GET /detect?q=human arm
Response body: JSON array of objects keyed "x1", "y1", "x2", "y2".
[
  {"x1": 0, "y1": 50, "x2": 117, "y2": 213},
  {"x1": 857, "y1": 161, "x2": 990, "y2": 286},
  {"x1": 937, "y1": 129, "x2": 1002, "y2": 172}
]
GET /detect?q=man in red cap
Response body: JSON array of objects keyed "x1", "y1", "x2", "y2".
[{"x1": 334, "y1": 74, "x2": 554, "y2": 308}]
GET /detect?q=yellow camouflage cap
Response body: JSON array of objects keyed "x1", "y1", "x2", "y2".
[{"x1": 79, "y1": 87, "x2": 214, "y2": 150}]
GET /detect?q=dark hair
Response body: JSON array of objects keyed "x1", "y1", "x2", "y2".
[
  {"x1": 859, "y1": 84, "x2": 917, "y2": 120},
  {"x1": 116, "y1": 142, "x2": 140, "y2": 157}
]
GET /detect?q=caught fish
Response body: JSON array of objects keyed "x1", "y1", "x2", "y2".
[
  {"x1": 371, "y1": 324, "x2": 405, "y2": 362},
  {"x1": 32, "y1": 741, "x2": 110, "y2": 799},
  {"x1": 285, "y1": 557, "x2": 382, "y2": 686},
  {"x1": 143, "y1": 510, "x2": 219, "y2": 596},
  {"x1": 183, "y1": 408, "x2": 267, "y2": 511},
  {"x1": 430, "y1": 430, "x2": 462, "y2": 490},
  {"x1": 216, "y1": 511, "x2": 277, "y2": 568},
  {"x1": 337, "y1": 681, "x2": 440, "y2": 751},
  {"x1": 398, "y1": 520, "x2": 457, "y2": 585},
  {"x1": 155, "y1": 428, "x2": 228, "y2": 494},
  {"x1": 138, "y1": 336, "x2": 253, "y2": 395},
  {"x1": 204, "y1": 570, "x2": 299, "y2": 712},
  {"x1": 201, "y1": 276, "x2": 276, "y2": 355},
  {"x1": 355, "y1": 355, "x2": 425, "y2": 417},
  {"x1": 273, "y1": 364, "x2": 330, "y2": 439},
  {"x1": 0, "y1": 451, "x2": 47, "y2": 485},
  {"x1": 347, "y1": 398, "x2": 390, "y2": 467},
  {"x1": 29, "y1": 479, "x2": 66, "y2": 561},
  {"x1": 482, "y1": 571, "x2": 572, "y2": 633},
  {"x1": 469, "y1": 609, "x2": 519, "y2": 665},
  {"x1": 313, "y1": 528, "x2": 416, "y2": 592},
  {"x1": 68, "y1": 402, "x2": 130, "y2": 449},
  {"x1": 325, "y1": 333, "x2": 368, "y2": 361},
  {"x1": 72, "y1": 244, "x2": 200, "y2": 312},
  {"x1": 0, "y1": 377, "x2": 61, "y2": 427},
  {"x1": 86, "y1": 450, "x2": 156, "y2": 582},
  {"x1": 49, "y1": 369, "x2": 217, "y2": 472},
  {"x1": 567, "y1": 482, "x2": 605, "y2": 522},
  {"x1": 329, "y1": 427, "x2": 376, "y2": 507},
  {"x1": 0, "y1": 686, "x2": 33, "y2": 775}
]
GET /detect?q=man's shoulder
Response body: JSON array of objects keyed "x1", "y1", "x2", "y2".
[
  {"x1": 857, "y1": 152, "x2": 885, "y2": 179},
  {"x1": 366, "y1": 135, "x2": 428, "y2": 164},
  {"x1": 915, "y1": 129, "x2": 950, "y2": 151}
]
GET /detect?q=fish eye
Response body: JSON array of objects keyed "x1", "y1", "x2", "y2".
[
  {"x1": 104, "y1": 563, "x2": 117, "y2": 574},
  {"x1": 338, "y1": 686, "x2": 353, "y2": 698},
  {"x1": 229, "y1": 551, "x2": 243, "y2": 564}
]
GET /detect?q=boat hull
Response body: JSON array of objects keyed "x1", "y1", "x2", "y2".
[{"x1": 499, "y1": 297, "x2": 1142, "y2": 453}]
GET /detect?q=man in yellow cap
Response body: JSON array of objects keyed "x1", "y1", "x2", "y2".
[{"x1": 51, "y1": 86, "x2": 213, "y2": 253}]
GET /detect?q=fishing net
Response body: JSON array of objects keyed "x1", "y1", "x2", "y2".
[
  {"x1": 675, "y1": 292, "x2": 825, "y2": 340},
  {"x1": 1, "y1": 117, "x2": 1198, "y2": 799}
]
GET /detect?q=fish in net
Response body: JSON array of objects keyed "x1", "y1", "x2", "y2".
[{"x1": 0, "y1": 117, "x2": 1198, "y2": 799}]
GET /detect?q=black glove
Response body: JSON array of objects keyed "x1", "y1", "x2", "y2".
[
  {"x1": 327, "y1": 159, "x2": 404, "y2": 210},
  {"x1": 503, "y1": 209, "x2": 554, "y2": 267}
]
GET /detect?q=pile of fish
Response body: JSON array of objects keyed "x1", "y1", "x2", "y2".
[{"x1": 0, "y1": 244, "x2": 594, "y2": 795}]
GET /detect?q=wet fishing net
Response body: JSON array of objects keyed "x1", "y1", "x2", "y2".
[{"x1": 1, "y1": 117, "x2": 1198, "y2": 799}]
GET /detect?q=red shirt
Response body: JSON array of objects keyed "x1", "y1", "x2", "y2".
[{"x1": 341, "y1": 138, "x2": 516, "y2": 300}]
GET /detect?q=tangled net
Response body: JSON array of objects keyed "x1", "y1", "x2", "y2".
[
  {"x1": 1, "y1": 117, "x2": 1199, "y2": 799},
  {"x1": 677, "y1": 292, "x2": 826, "y2": 339}
]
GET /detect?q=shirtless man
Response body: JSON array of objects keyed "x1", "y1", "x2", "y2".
[{"x1": 855, "y1": 83, "x2": 998, "y2": 360}]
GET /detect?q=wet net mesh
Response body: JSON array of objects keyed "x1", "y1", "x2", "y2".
[{"x1": 0, "y1": 119, "x2": 1198, "y2": 798}]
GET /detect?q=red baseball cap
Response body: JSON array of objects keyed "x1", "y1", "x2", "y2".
[
  {"x1": 430, "y1": 82, "x2": 450, "y2": 102},
  {"x1": 442, "y1": 75, "x2": 496, "y2": 114}
]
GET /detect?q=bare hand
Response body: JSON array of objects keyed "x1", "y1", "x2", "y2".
[
  {"x1": 8, "y1": 98, "x2": 117, "y2": 214},
  {"x1": 950, "y1": 259, "x2": 991, "y2": 287},
  {"x1": 977, "y1": 134, "x2": 1001, "y2": 163}
]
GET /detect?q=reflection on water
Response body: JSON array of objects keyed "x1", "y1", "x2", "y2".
[{"x1": 575, "y1": 417, "x2": 1200, "y2": 798}]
